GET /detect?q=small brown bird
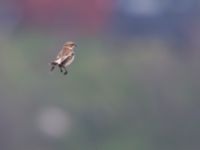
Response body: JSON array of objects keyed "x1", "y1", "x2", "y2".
[{"x1": 50, "y1": 41, "x2": 76, "y2": 75}]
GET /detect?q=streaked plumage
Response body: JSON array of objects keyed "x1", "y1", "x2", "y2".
[{"x1": 50, "y1": 41, "x2": 76, "y2": 75}]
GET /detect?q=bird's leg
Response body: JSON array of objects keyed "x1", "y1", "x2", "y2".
[
  {"x1": 64, "y1": 70, "x2": 68, "y2": 75},
  {"x1": 59, "y1": 67, "x2": 63, "y2": 72},
  {"x1": 63, "y1": 67, "x2": 68, "y2": 75},
  {"x1": 50, "y1": 62, "x2": 57, "y2": 71},
  {"x1": 50, "y1": 65, "x2": 55, "y2": 71},
  {"x1": 58, "y1": 64, "x2": 63, "y2": 72}
]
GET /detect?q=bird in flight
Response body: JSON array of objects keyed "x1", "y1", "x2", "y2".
[{"x1": 50, "y1": 41, "x2": 76, "y2": 75}]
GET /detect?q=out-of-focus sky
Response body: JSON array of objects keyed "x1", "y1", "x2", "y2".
[{"x1": 0, "y1": 0, "x2": 200, "y2": 150}]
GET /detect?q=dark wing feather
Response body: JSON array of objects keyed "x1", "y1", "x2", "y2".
[{"x1": 60, "y1": 52, "x2": 74, "y2": 66}]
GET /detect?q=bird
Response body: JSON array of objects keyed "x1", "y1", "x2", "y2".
[{"x1": 50, "y1": 41, "x2": 76, "y2": 75}]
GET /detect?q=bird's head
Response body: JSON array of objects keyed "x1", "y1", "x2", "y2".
[{"x1": 64, "y1": 41, "x2": 77, "y2": 49}]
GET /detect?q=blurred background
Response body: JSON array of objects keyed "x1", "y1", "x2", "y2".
[{"x1": 0, "y1": 0, "x2": 200, "y2": 150}]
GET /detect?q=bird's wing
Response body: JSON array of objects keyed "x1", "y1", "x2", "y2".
[
  {"x1": 56, "y1": 48, "x2": 64, "y2": 60},
  {"x1": 54, "y1": 47, "x2": 72, "y2": 64},
  {"x1": 60, "y1": 52, "x2": 75, "y2": 66},
  {"x1": 57, "y1": 46, "x2": 72, "y2": 58}
]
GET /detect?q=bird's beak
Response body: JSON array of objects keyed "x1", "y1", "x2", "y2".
[{"x1": 75, "y1": 44, "x2": 77, "y2": 47}]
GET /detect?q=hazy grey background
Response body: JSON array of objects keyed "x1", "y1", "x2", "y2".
[{"x1": 0, "y1": 0, "x2": 200, "y2": 150}]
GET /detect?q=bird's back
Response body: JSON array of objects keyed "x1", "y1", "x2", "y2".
[{"x1": 56, "y1": 46, "x2": 71, "y2": 59}]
